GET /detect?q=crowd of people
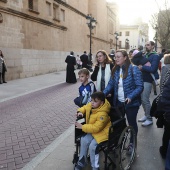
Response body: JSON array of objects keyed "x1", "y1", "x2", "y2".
[{"x1": 66, "y1": 41, "x2": 170, "y2": 170}]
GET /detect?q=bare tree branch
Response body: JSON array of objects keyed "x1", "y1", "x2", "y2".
[{"x1": 150, "y1": 0, "x2": 170, "y2": 48}]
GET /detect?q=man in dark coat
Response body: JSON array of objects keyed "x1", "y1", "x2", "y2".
[
  {"x1": 80, "y1": 51, "x2": 89, "y2": 69},
  {"x1": 65, "y1": 51, "x2": 77, "y2": 83},
  {"x1": 109, "y1": 49, "x2": 115, "y2": 62},
  {"x1": 138, "y1": 41, "x2": 160, "y2": 126}
]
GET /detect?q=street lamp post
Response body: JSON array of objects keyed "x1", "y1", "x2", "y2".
[
  {"x1": 125, "y1": 38, "x2": 129, "y2": 50},
  {"x1": 86, "y1": 14, "x2": 96, "y2": 66},
  {"x1": 114, "y1": 32, "x2": 119, "y2": 50},
  {"x1": 154, "y1": 25, "x2": 158, "y2": 51}
]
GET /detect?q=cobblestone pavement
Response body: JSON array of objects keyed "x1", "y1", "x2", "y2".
[
  {"x1": 0, "y1": 82, "x2": 79, "y2": 170},
  {"x1": 0, "y1": 71, "x2": 166, "y2": 170}
]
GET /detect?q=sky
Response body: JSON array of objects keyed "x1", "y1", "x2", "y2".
[{"x1": 106, "y1": 0, "x2": 168, "y2": 39}]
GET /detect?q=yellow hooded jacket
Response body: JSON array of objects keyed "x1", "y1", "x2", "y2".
[{"x1": 77, "y1": 99, "x2": 111, "y2": 144}]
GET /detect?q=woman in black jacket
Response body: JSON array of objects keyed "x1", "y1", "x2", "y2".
[
  {"x1": 157, "y1": 73, "x2": 170, "y2": 159},
  {"x1": 91, "y1": 50, "x2": 114, "y2": 91},
  {"x1": 91, "y1": 50, "x2": 114, "y2": 104}
]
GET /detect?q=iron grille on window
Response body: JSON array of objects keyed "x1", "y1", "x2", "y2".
[{"x1": 29, "y1": 0, "x2": 33, "y2": 10}]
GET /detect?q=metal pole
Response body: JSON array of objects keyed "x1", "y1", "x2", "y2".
[
  {"x1": 89, "y1": 21, "x2": 92, "y2": 65},
  {"x1": 116, "y1": 38, "x2": 117, "y2": 50}
]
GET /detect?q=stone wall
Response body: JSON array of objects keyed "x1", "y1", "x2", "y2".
[
  {"x1": 0, "y1": 0, "x2": 119, "y2": 80},
  {"x1": 2, "y1": 47, "x2": 71, "y2": 80}
]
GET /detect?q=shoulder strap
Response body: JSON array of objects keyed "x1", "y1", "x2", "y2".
[{"x1": 157, "y1": 68, "x2": 170, "y2": 102}]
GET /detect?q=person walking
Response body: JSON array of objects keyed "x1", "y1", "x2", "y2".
[
  {"x1": 76, "y1": 55, "x2": 82, "y2": 69},
  {"x1": 80, "y1": 51, "x2": 89, "y2": 69},
  {"x1": 160, "y1": 53, "x2": 170, "y2": 88},
  {"x1": 108, "y1": 49, "x2": 115, "y2": 63},
  {"x1": 65, "y1": 51, "x2": 77, "y2": 83},
  {"x1": 165, "y1": 141, "x2": 170, "y2": 170},
  {"x1": 91, "y1": 50, "x2": 114, "y2": 105},
  {"x1": 103, "y1": 49, "x2": 143, "y2": 136},
  {"x1": 156, "y1": 72, "x2": 170, "y2": 162},
  {"x1": 156, "y1": 55, "x2": 170, "y2": 159},
  {"x1": 138, "y1": 41, "x2": 160, "y2": 126},
  {"x1": 159, "y1": 49, "x2": 166, "y2": 72},
  {"x1": 0, "y1": 50, "x2": 7, "y2": 84}
]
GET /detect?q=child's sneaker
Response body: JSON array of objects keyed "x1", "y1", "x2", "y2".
[{"x1": 74, "y1": 165, "x2": 83, "y2": 170}]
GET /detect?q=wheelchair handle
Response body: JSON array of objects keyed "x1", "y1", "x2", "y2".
[{"x1": 76, "y1": 115, "x2": 83, "y2": 121}]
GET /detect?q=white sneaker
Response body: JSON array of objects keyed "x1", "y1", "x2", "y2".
[
  {"x1": 142, "y1": 120, "x2": 153, "y2": 126},
  {"x1": 138, "y1": 116, "x2": 147, "y2": 122}
]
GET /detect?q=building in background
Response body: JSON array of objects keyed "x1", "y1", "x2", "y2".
[
  {"x1": 0, "y1": 0, "x2": 119, "y2": 80},
  {"x1": 119, "y1": 22, "x2": 149, "y2": 52}
]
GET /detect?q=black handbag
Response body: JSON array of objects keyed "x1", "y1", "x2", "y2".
[{"x1": 150, "y1": 95, "x2": 160, "y2": 118}]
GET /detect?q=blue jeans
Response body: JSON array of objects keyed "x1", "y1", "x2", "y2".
[
  {"x1": 126, "y1": 106, "x2": 139, "y2": 135},
  {"x1": 141, "y1": 82, "x2": 153, "y2": 120},
  {"x1": 117, "y1": 101, "x2": 139, "y2": 135},
  {"x1": 77, "y1": 133, "x2": 99, "y2": 169},
  {"x1": 165, "y1": 140, "x2": 170, "y2": 170}
]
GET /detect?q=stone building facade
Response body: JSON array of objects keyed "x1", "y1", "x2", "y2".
[
  {"x1": 119, "y1": 23, "x2": 149, "y2": 52},
  {"x1": 0, "y1": 0, "x2": 119, "y2": 80}
]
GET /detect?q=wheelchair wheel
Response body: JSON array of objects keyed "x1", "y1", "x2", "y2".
[{"x1": 117, "y1": 126, "x2": 136, "y2": 170}]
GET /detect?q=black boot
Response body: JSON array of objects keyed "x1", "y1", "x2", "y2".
[
  {"x1": 2, "y1": 72, "x2": 7, "y2": 83},
  {"x1": 159, "y1": 146, "x2": 167, "y2": 159}
]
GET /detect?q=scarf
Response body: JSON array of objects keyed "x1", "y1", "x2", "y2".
[
  {"x1": 96, "y1": 64, "x2": 111, "y2": 91},
  {"x1": 145, "y1": 51, "x2": 156, "y2": 59}
]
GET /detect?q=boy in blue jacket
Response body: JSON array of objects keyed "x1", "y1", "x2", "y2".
[{"x1": 74, "y1": 68, "x2": 96, "y2": 107}]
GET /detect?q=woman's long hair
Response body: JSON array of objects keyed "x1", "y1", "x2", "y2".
[
  {"x1": 112, "y1": 49, "x2": 131, "y2": 79},
  {"x1": 0, "y1": 50, "x2": 4, "y2": 58},
  {"x1": 96, "y1": 50, "x2": 113, "y2": 66}
]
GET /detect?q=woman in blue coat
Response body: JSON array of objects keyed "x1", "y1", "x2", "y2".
[{"x1": 103, "y1": 49, "x2": 143, "y2": 136}]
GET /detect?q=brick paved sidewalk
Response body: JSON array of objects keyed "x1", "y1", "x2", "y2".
[
  {"x1": 0, "y1": 70, "x2": 79, "y2": 102},
  {"x1": 24, "y1": 89, "x2": 166, "y2": 170},
  {"x1": 0, "y1": 81, "x2": 80, "y2": 170},
  {"x1": 25, "y1": 106, "x2": 166, "y2": 170},
  {"x1": 0, "y1": 70, "x2": 166, "y2": 170},
  {"x1": 0, "y1": 70, "x2": 81, "y2": 170}
]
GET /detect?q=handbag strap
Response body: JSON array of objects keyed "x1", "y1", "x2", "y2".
[{"x1": 156, "y1": 68, "x2": 170, "y2": 102}]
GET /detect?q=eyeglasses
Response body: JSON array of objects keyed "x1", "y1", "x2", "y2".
[{"x1": 113, "y1": 56, "x2": 122, "y2": 60}]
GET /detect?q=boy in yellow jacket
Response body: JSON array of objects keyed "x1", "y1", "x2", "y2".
[{"x1": 75, "y1": 92, "x2": 111, "y2": 170}]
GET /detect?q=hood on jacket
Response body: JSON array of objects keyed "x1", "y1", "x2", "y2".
[
  {"x1": 92, "y1": 98, "x2": 111, "y2": 114},
  {"x1": 131, "y1": 51, "x2": 148, "y2": 66}
]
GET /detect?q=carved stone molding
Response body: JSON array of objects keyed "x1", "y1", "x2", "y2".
[
  {"x1": 0, "y1": 13, "x2": 3, "y2": 23},
  {"x1": 0, "y1": 0, "x2": 7, "y2": 3},
  {"x1": 0, "y1": 7, "x2": 67, "y2": 30}
]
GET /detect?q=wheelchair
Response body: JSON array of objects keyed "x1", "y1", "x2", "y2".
[{"x1": 72, "y1": 106, "x2": 137, "y2": 170}]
